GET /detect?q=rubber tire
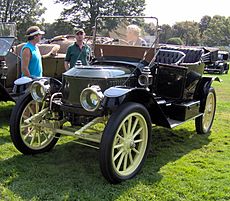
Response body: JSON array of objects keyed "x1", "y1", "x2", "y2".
[
  {"x1": 10, "y1": 93, "x2": 59, "y2": 155},
  {"x1": 99, "y1": 102, "x2": 152, "y2": 184},
  {"x1": 195, "y1": 87, "x2": 216, "y2": 134},
  {"x1": 219, "y1": 66, "x2": 224, "y2": 74}
]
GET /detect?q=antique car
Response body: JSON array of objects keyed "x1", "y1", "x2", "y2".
[
  {"x1": 10, "y1": 16, "x2": 219, "y2": 184},
  {"x1": 204, "y1": 49, "x2": 229, "y2": 74},
  {"x1": 0, "y1": 22, "x2": 66, "y2": 102},
  {"x1": 0, "y1": 22, "x2": 17, "y2": 101}
]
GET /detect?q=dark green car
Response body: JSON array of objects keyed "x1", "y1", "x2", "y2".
[
  {"x1": 10, "y1": 16, "x2": 220, "y2": 184},
  {"x1": 204, "y1": 50, "x2": 229, "y2": 74}
]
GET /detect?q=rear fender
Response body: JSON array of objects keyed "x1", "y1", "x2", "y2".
[
  {"x1": 102, "y1": 87, "x2": 170, "y2": 127},
  {"x1": 194, "y1": 76, "x2": 221, "y2": 112}
]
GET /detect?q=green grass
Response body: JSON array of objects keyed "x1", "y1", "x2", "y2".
[{"x1": 0, "y1": 74, "x2": 229, "y2": 201}]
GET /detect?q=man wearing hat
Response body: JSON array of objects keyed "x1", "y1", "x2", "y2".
[
  {"x1": 64, "y1": 28, "x2": 91, "y2": 70},
  {"x1": 21, "y1": 26, "x2": 45, "y2": 78}
]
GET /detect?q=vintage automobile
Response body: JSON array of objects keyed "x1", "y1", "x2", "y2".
[
  {"x1": 0, "y1": 22, "x2": 66, "y2": 102},
  {"x1": 0, "y1": 22, "x2": 17, "y2": 101},
  {"x1": 10, "y1": 16, "x2": 219, "y2": 184},
  {"x1": 204, "y1": 50, "x2": 229, "y2": 74}
]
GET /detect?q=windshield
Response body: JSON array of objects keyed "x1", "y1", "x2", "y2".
[
  {"x1": 0, "y1": 37, "x2": 15, "y2": 56},
  {"x1": 0, "y1": 23, "x2": 16, "y2": 37},
  {"x1": 93, "y1": 16, "x2": 158, "y2": 48}
]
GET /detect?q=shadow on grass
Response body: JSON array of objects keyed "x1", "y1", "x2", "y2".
[
  {"x1": 0, "y1": 126, "x2": 211, "y2": 200},
  {"x1": 0, "y1": 102, "x2": 15, "y2": 146},
  {"x1": 0, "y1": 102, "x2": 14, "y2": 125},
  {"x1": 0, "y1": 132, "x2": 12, "y2": 145}
]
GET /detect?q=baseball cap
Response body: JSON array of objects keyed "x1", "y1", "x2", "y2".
[
  {"x1": 75, "y1": 28, "x2": 85, "y2": 34},
  {"x1": 26, "y1": 26, "x2": 45, "y2": 37}
]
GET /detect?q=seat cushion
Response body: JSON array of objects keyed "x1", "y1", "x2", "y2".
[
  {"x1": 155, "y1": 49, "x2": 185, "y2": 65},
  {"x1": 160, "y1": 46, "x2": 203, "y2": 64}
]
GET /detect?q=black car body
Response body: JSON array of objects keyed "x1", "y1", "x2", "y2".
[
  {"x1": 0, "y1": 22, "x2": 17, "y2": 101},
  {"x1": 10, "y1": 16, "x2": 219, "y2": 183},
  {"x1": 204, "y1": 50, "x2": 229, "y2": 74}
]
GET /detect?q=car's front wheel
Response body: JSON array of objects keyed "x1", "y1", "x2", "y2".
[
  {"x1": 10, "y1": 93, "x2": 60, "y2": 154},
  {"x1": 195, "y1": 87, "x2": 216, "y2": 134},
  {"x1": 100, "y1": 102, "x2": 152, "y2": 184}
]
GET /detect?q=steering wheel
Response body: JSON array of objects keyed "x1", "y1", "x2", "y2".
[{"x1": 103, "y1": 38, "x2": 129, "y2": 45}]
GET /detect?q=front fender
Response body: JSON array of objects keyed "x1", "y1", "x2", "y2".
[
  {"x1": 102, "y1": 87, "x2": 137, "y2": 111},
  {"x1": 102, "y1": 87, "x2": 170, "y2": 127},
  {"x1": 104, "y1": 87, "x2": 133, "y2": 98}
]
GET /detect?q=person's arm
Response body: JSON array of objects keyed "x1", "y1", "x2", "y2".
[
  {"x1": 64, "y1": 47, "x2": 71, "y2": 71},
  {"x1": 87, "y1": 46, "x2": 92, "y2": 63},
  {"x1": 21, "y1": 48, "x2": 31, "y2": 77},
  {"x1": 42, "y1": 45, "x2": 60, "y2": 59},
  {"x1": 64, "y1": 61, "x2": 70, "y2": 71}
]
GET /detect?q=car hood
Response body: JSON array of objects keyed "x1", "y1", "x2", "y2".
[{"x1": 63, "y1": 65, "x2": 134, "y2": 79}]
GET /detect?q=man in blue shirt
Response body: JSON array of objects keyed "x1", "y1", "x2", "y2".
[{"x1": 21, "y1": 26, "x2": 45, "y2": 78}]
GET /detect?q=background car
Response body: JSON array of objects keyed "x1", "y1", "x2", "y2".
[
  {"x1": 0, "y1": 22, "x2": 66, "y2": 102},
  {"x1": 10, "y1": 16, "x2": 220, "y2": 184},
  {"x1": 204, "y1": 50, "x2": 229, "y2": 74}
]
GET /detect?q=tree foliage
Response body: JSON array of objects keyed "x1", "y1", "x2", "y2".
[
  {"x1": 0, "y1": 0, "x2": 46, "y2": 41},
  {"x1": 55, "y1": 0, "x2": 145, "y2": 34},
  {"x1": 167, "y1": 37, "x2": 184, "y2": 45},
  {"x1": 44, "y1": 20, "x2": 75, "y2": 39},
  {"x1": 159, "y1": 15, "x2": 230, "y2": 47},
  {"x1": 1, "y1": 0, "x2": 230, "y2": 48},
  {"x1": 172, "y1": 21, "x2": 200, "y2": 46},
  {"x1": 202, "y1": 15, "x2": 230, "y2": 46},
  {"x1": 159, "y1": 24, "x2": 173, "y2": 44},
  {"x1": 199, "y1": 15, "x2": 211, "y2": 37}
]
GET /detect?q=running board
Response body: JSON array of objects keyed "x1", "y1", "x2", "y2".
[{"x1": 168, "y1": 113, "x2": 203, "y2": 128}]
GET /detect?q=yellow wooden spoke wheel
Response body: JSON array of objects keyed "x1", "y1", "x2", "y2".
[
  {"x1": 195, "y1": 87, "x2": 216, "y2": 134},
  {"x1": 10, "y1": 94, "x2": 59, "y2": 154},
  {"x1": 100, "y1": 102, "x2": 152, "y2": 184}
]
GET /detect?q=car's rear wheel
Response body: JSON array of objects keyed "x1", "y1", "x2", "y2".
[
  {"x1": 219, "y1": 66, "x2": 224, "y2": 74},
  {"x1": 195, "y1": 87, "x2": 216, "y2": 134},
  {"x1": 100, "y1": 102, "x2": 152, "y2": 184},
  {"x1": 10, "y1": 93, "x2": 59, "y2": 154}
]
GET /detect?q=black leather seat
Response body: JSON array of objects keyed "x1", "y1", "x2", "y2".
[
  {"x1": 181, "y1": 49, "x2": 203, "y2": 63},
  {"x1": 155, "y1": 49, "x2": 186, "y2": 65},
  {"x1": 159, "y1": 46, "x2": 203, "y2": 64}
]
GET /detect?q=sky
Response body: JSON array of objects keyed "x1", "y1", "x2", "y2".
[{"x1": 41, "y1": 0, "x2": 230, "y2": 25}]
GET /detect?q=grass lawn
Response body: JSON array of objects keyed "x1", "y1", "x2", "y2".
[{"x1": 0, "y1": 74, "x2": 229, "y2": 201}]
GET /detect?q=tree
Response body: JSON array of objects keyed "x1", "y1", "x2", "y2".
[
  {"x1": 55, "y1": 0, "x2": 145, "y2": 34},
  {"x1": 143, "y1": 22, "x2": 157, "y2": 35},
  {"x1": 0, "y1": 0, "x2": 46, "y2": 41},
  {"x1": 44, "y1": 20, "x2": 75, "y2": 39},
  {"x1": 172, "y1": 21, "x2": 200, "y2": 46},
  {"x1": 202, "y1": 15, "x2": 230, "y2": 47},
  {"x1": 167, "y1": 37, "x2": 184, "y2": 45},
  {"x1": 159, "y1": 24, "x2": 172, "y2": 44},
  {"x1": 199, "y1": 15, "x2": 211, "y2": 38}
]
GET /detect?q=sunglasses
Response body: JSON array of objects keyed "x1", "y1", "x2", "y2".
[{"x1": 76, "y1": 32, "x2": 83, "y2": 35}]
